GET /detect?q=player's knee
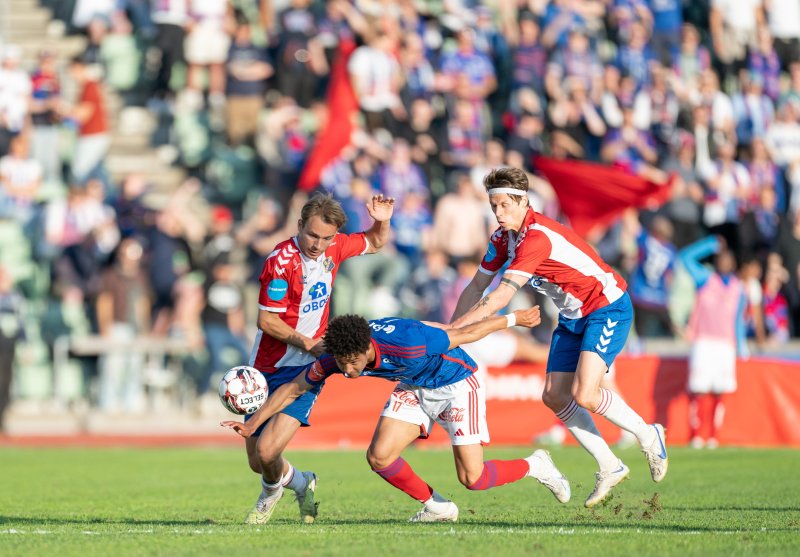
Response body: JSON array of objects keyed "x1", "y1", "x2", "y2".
[
  {"x1": 572, "y1": 387, "x2": 598, "y2": 411},
  {"x1": 256, "y1": 444, "x2": 281, "y2": 468},
  {"x1": 460, "y1": 469, "x2": 483, "y2": 489},
  {"x1": 366, "y1": 447, "x2": 393, "y2": 471},
  {"x1": 541, "y1": 388, "x2": 569, "y2": 412},
  {"x1": 247, "y1": 453, "x2": 262, "y2": 474}
]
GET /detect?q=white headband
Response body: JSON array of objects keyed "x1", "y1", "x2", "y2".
[{"x1": 487, "y1": 187, "x2": 527, "y2": 196}]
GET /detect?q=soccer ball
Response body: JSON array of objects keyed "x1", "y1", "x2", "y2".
[{"x1": 218, "y1": 366, "x2": 268, "y2": 415}]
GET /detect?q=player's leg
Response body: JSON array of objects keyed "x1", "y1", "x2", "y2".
[
  {"x1": 575, "y1": 294, "x2": 668, "y2": 488},
  {"x1": 244, "y1": 365, "x2": 324, "y2": 524},
  {"x1": 441, "y1": 374, "x2": 570, "y2": 503},
  {"x1": 370, "y1": 385, "x2": 456, "y2": 522},
  {"x1": 244, "y1": 413, "x2": 303, "y2": 524}
]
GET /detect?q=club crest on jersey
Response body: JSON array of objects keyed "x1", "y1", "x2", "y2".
[
  {"x1": 323, "y1": 257, "x2": 335, "y2": 273},
  {"x1": 530, "y1": 275, "x2": 548, "y2": 288}
]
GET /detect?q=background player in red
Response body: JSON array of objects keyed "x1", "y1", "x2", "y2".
[
  {"x1": 243, "y1": 192, "x2": 394, "y2": 524},
  {"x1": 224, "y1": 306, "x2": 570, "y2": 523},
  {"x1": 450, "y1": 167, "x2": 668, "y2": 507}
]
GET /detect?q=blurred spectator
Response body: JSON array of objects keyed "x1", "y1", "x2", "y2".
[
  {"x1": 0, "y1": 134, "x2": 43, "y2": 227},
  {"x1": 764, "y1": 0, "x2": 800, "y2": 72},
  {"x1": 348, "y1": 32, "x2": 404, "y2": 134},
  {"x1": 392, "y1": 190, "x2": 433, "y2": 268},
  {"x1": 763, "y1": 253, "x2": 791, "y2": 343},
  {"x1": 663, "y1": 131, "x2": 705, "y2": 247},
  {"x1": 95, "y1": 237, "x2": 152, "y2": 412},
  {"x1": 225, "y1": 13, "x2": 273, "y2": 146},
  {"x1": 614, "y1": 21, "x2": 655, "y2": 90},
  {"x1": 709, "y1": 0, "x2": 764, "y2": 91},
  {"x1": 601, "y1": 101, "x2": 661, "y2": 180},
  {"x1": 438, "y1": 25, "x2": 497, "y2": 110},
  {"x1": 399, "y1": 249, "x2": 457, "y2": 322},
  {"x1": 680, "y1": 236, "x2": 747, "y2": 449},
  {"x1": 150, "y1": 0, "x2": 190, "y2": 99},
  {"x1": 510, "y1": 13, "x2": 548, "y2": 101},
  {"x1": 200, "y1": 252, "x2": 249, "y2": 395},
  {"x1": 29, "y1": 49, "x2": 63, "y2": 186},
  {"x1": 275, "y1": 0, "x2": 325, "y2": 108},
  {"x1": 732, "y1": 73, "x2": 774, "y2": 151},
  {"x1": 671, "y1": 23, "x2": 712, "y2": 104},
  {"x1": 184, "y1": 0, "x2": 231, "y2": 106},
  {"x1": 647, "y1": 0, "x2": 682, "y2": 64},
  {"x1": 545, "y1": 25, "x2": 602, "y2": 102},
  {"x1": 748, "y1": 26, "x2": 781, "y2": 102},
  {"x1": 0, "y1": 265, "x2": 24, "y2": 432},
  {"x1": 68, "y1": 56, "x2": 110, "y2": 185},
  {"x1": 549, "y1": 76, "x2": 607, "y2": 161},
  {"x1": 432, "y1": 172, "x2": 487, "y2": 265},
  {"x1": 376, "y1": 138, "x2": 427, "y2": 205},
  {"x1": 739, "y1": 257, "x2": 766, "y2": 346},
  {"x1": 0, "y1": 45, "x2": 32, "y2": 156},
  {"x1": 776, "y1": 209, "x2": 800, "y2": 334},
  {"x1": 399, "y1": 33, "x2": 436, "y2": 104},
  {"x1": 113, "y1": 173, "x2": 153, "y2": 240},
  {"x1": 629, "y1": 216, "x2": 677, "y2": 338}
]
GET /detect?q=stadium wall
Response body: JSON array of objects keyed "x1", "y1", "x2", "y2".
[{"x1": 293, "y1": 357, "x2": 800, "y2": 448}]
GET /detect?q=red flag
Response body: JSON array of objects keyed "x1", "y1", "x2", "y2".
[
  {"x1": 297, "y1": 39, "x2": 359, "y2": 192},
  {"x1": 534, "y1": 156, "x2": 673, "y2": 237}
]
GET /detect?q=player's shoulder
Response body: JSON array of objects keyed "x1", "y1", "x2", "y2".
[{"x1": 490, "y1": 226, "x2": 509, "y2": 245}]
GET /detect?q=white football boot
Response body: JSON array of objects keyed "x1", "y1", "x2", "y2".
[
  {"x1": 526, "y1": 449, "x2": 571, "y2": 503},
  {"x1": 584, "y1": 461, "x2": 630, "y2": 508},
  {"x1": 641, "y1": 424, "x2": 669, "y2": 482},
  {"x1": 409, "y1": 501, "x2": 459, "y2": 523},
  {"x1": 244, "y1": 485, "x2": 284, "y2": 524}
]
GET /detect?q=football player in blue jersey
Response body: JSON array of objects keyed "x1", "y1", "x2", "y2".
[{"x1": 223, "y1": 307, "x2": 570, "y2": 522}]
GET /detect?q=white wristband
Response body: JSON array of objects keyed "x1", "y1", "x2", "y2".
[{"x1": 505, "y1": 313, "x2": 517, "y2": 328}]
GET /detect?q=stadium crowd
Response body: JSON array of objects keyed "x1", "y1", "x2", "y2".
[{"x1": 2, "y1": 0, "x2": 800, "y2": 418}]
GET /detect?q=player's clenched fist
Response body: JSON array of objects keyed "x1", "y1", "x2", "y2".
[{"x1": 513, "y1": 306, "x2": 541, "y2": 328}]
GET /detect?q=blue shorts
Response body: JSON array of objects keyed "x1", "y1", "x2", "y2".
[
  {"x1": 245, "y1": 364, "x2": 323, "y2": 436},
  {"x1": 546, "y1": 292, "x2": 632, "y2": 373}
]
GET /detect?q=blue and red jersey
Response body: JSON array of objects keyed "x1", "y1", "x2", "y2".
[{"x1": 304, "y1": 317, "x2": 477, "y2": 389}]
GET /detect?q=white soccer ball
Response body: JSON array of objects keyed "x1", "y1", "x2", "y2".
[{"x1": 218, "y1": 366, "x2": 268, "y2": 415}]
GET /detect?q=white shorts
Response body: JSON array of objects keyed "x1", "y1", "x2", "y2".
[
  {"x1": 185, "y1": 22, "x2": 231, "y2": 65},
  {"x1": 688, "y1": 339, "x2": 737, "y2": 394},
  {"x1": 380, "y1": 375, "x2": 489, "y2": 446}
]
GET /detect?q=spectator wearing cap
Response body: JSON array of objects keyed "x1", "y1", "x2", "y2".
[
  {"x1": 68, "y1": 56, "x2": 110, "y2": 185},
  {"x1": 225, "y1": 14, "x2": 273, "y2": 146},
  {"x1": 0, "y1": 45, "x2": 32, "y2": 156},
  {"x1": 29, "y1": 49, "x2": 63, "y2": 186}
]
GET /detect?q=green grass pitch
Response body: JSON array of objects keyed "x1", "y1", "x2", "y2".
[{"x1": 1, "y1": 446, "x2": 798, "y2": 556}]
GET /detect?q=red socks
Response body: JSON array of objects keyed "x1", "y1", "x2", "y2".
[
  {"x1": 373, "y1": 457, "x2": 434, "y2": 502},
  {"x1": 467, "y1": 460, "x2": 529, "y2": 491}
]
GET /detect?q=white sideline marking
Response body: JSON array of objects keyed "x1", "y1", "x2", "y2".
[{"x1": 0, "y1": 527, "x2": 789, "y2": 536}]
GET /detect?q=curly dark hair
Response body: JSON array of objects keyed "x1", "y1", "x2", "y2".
[{"x1": 325, "y1": 314, "x2": 372, "y2": 357}]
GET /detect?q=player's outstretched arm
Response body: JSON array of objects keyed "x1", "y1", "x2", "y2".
[
  {"x1": 450, "y1": 271, "x2": 494, "y2": 323},
  {"x1": 445, "y1": 306, "x2": 541, "y2": 350},
  {"x1": 364, "y1": 194, "x2": 395, "y2": 253},
  {"x1": 221, "y1": 371, "x2": 313, "y2": 438},
  {"x1": 450, "y1": 273, "x2": 528, "y2": 328}
]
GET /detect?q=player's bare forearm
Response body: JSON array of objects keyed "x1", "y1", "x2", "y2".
[
  {"x1": 450, "y1": 272, "x2": 495, "y2": 323},
  {"x1": 365, "y1": 218, "x2": 391, "y2": 252},
  {"x1": 450, "y1": 278, "x2": 522, "y2": 328},
  {"x1": 447, "y1": 306, "x2": 541, "y2": 349},
  {"x1": 258, "y1": 310, "x2": 317, "y2": 353}
]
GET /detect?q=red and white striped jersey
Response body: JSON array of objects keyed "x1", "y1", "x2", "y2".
[
  {"x1": 250, "y1": 232, "x2": 369, "y2": 372},
  {"x1": 479, "y1": 208, "x2": 627, "y2": 319}
]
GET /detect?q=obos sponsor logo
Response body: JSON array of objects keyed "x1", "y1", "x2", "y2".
[{"x1": 302, "y1": 281, "x2": 330, "y2": 313}]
